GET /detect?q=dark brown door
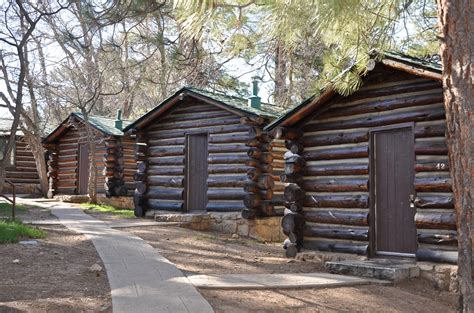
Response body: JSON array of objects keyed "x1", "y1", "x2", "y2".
[
  {"x1": 78, "y1": 143, "x2": 89, "y2": 195},
  {"x1": 185, "y1": 133, "x2": 208, "y2": 211},
  {"x1": 371, "y1": 126, "x2": 416, "y2": 257}
]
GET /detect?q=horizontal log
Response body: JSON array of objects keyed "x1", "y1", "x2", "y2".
[
  {"x1": 207, "y1": 175, "x2": 247, "y2": 188},
  {"x1": 149, "y1": 156, "x2": 184, "y2": 166},
  {"x1": 303, "y1": 107, "x2": 445, "y2": 132},
  {"x1": 206, "y1": 201, "x2": 246, "y2": 211},
  {"x1": 284, "y1": 201, "x2": 302, "y2": 213},
  {"x1": 258, "y1": 174, "x2": 275, "y2": 189},
  {"x1": 209, "y1": 165, "x2": 250, "y2": 174},
  {"x1": 303, "y1": 194, "x2": 369, "y2": 208},
  {"x1": 148, "y1": 146, "x2": 184, "y2": 157},
  {"x1": 415, "y1": 123, "x2": 446, "y2": 138},
  {"x1": 154, "y1": 116, "x2": 241, "y2": 130},
  {"x1": 241, "y1": 208, "x2": 257, "y2": 219},
  {"x1": 209, "y1": 133, "x2": 249, "y2": 144},
  {"x1": 240, "y1": 116, "x2": 266, "y2": 126},
  {"x1": 415, "y1": 195, "x2": 454, "y2": 209},
  {"x1": 416, "y1": 248, "x2": 457, "y2": 264},
  {"x1": 148, "y1": 167, "x2": 184, "y2": 176},
  {"x1": 415, "y1": 176, "x2": 452, "y2": 192},
  {"x1": 133, "y1": 194, "x2": 146, "y2": 207},
  {"x1": 417, "y1": 231, "x2": 457, "y2": 246},
  {"x1": 209, "y1": 154, "x2": 248, "y2": 164},
  {"x1": 161, "y1": 110, "x2": 232, "y2": 123},
  {"x1": 147, "y1": 188, "x2": 184, "y2": 200},
  {"x1": 304, "y1": 178, "x2": 368, "y2": 192},
  {"x1": 303, "y1": 163, "x2": 368, "y2": 176},
  {"x1": 208, "y1": 144, "x2": 248, "y2": 154},
  {"x1": 275, "y1": 127, "x2": 303, "y2": 140},
  {"x1": 208, "y1": 189, "x2": 246, "y2": 200},
  {"x1": 305, "y1": 240, "x2": 368, "y2": 255},
  {"x1": 337, "y1": 80, "x2": 441, "y2": 103},
  {"x1": 322, "y1": 92, "x2": 444, "y2": 119},
  {"x1": 148, "y1": 137, "x2": 185, "y2": 147},
  {"x1": 147, "y1": 199, "x2": 183, "y2": 211},
  {"x1": 304, "y1": 210, "x2": 368, "y2": 226},
  {"x1": 302, "y1": 130, "x2": 368, "y2": 147},
  {"x1": 259, "y1": 188, "x2": 274, "y2": 200},
  {"x1": 150, "y1": 124, "x2": 247, "y2": 140},
  {"x1": 260, "y1": 152, "x2": 273, "y2": 164},
  {"x1": 303, "y1": 146, "x2": 368, "y2": 161},
  {"x1": 148, "y1": 176, "x2": 184, "y2": 188},
  {"x1": 248, "y1": 127, "x2": 263, "y2": 139},
  {"x1": 415, "y1": 212, "x2": 456, "y2": 230},
  {"x1": 415, "y1": 142, "x2": 448, "y2": 155},
  {"x1": 246, "y1": 168, "x2": 261, "y2": 181},
  {"x1": 304, "y1": 225, "x2": 368, "y2": 241},
  {"x1": 415, "y1": 160, "x2": 450, "y2": 172}
]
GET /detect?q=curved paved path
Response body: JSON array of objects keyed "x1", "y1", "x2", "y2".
[{"x1": 38, "y1": 202, "x2": 213, "y2": 313}]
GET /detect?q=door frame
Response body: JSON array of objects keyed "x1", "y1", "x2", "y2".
[
  {"x1": 78, "y1": 143, "x2": 89, "y2": 195},
  {"x1": 368, "y1": 122, "x2": 416, "y2": 258},
  {"x1": 184, "y1": 131, "x2": 209, "y2": 212}
]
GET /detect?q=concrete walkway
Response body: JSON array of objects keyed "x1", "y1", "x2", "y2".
[
  {"x1": 34, "y1": 202, "x2": 213, "y2": 313},
  {"x1": 188, "y1": 273, "x2": 390, "y2": 290}
]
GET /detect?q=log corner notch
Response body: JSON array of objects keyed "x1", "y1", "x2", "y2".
[
  {"x1": 45, "y1": 144, "x2": 58, "y2": 199},
  {"x1": 278, "y1": 127, "x2": 306, "y2": 258},
  {"x1": 242, "y1": 117, "x2": 275, "y2": 219},
  {"x1": 133, "y1": 130, "x2": 147, "y2": 217},
  {"x1": 103, "y1": 136, "x2": 127, "y2": 197}
]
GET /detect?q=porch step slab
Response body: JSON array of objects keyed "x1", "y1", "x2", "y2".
[
  {"x1": 153, "y1": 211, "x2": 210, "y2": 224},
  {"x1": 325, "y1": 259, "x2": 420, "y2": 282},
  {"x1": 187, "y1": 272, "x2": 391, "y2": 290}
]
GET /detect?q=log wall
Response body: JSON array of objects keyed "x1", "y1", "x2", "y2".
[
  {"x1": 48, "y1": 125, "x2": 107, "y2": 196},
  {"x1": 5, "y1": 137, "x2": 41, "y2": 191},
  {"x1": 293, "y1": 66, "x2": 455, "y2": 262},
  {"x1": 140, "y1": 99, "x2": 253, "y2": 214}
]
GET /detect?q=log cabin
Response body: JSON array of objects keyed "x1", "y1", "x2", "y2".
[
  {"x1": 0, "y1": 118, "x2": 41, "y2": 194},
  {"x1": 265, "y1": 52, "x2": 458, "y2": 263},
  {"x1": 123, "y1": 86, "x2": 287, "y2": 218},
  {"x1": 43, "y1": 111, "x2": 135, "y2": 199}
]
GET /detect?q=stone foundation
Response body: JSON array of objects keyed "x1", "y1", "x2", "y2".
[
  {"x1": 209, "y1": 212, "x2": 284, "y2": 242},
  {"x1": 97, "y1": 195, "x2": 133, "y2": 209},
  {"x1": 418, "y1": 262, "x2": 458, "y2": 291},
  {"x1": 4, "y1": 184, "x2": 41, "y2": 195},
  {"x1": 54, "y1": 195, "x2": 90, "y2": 203},
  {"x1": 152, "y1": 211, "x2": 284, "y2": 243}
]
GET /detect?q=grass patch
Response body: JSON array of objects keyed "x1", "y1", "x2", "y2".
[
  {"x1": 81, "y1": 203, "x2": 135, "y2": 218},
  {"x1": 0, "y1": 203, "x2": 28, "y2": 217},
  {"x1": 0, "y1": 220, "x2": 46, "y2": 244}
]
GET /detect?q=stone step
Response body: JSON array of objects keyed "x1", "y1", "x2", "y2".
[{"x1": 325, "y1": 259, "x2": 420, "y2": 282}]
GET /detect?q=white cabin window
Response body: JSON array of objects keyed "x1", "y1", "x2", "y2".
[{"x1": 0, "y1": 137, "x2": 14, "y2": 166}]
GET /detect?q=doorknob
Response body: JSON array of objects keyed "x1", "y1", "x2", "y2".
[{"x1": 409, "y1": 194, "x2": 416, "y2": 208}]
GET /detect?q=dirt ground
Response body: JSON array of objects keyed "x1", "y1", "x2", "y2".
[
  {"x1": 120, "y1": 223, "x2": 458, "y2": 313},
  {"x1": 0, "y1": 204, "x2": 112, "y2": 313}
]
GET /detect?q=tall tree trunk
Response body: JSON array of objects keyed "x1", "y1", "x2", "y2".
[{"x1": 436, "y1": 0, "x2": 474, "y2": 311}]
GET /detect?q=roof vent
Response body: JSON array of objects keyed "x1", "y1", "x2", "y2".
[
  {"x1": 115, "y1": 109, "x2": 123, "y2": 130},
  {"x1": 248, "y1": 76, "x2": 261, "y2": 110}
]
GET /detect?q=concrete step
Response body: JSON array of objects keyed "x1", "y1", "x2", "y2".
[{"x1": 325, "y1": 259, "x2": 420, "y2": 282}]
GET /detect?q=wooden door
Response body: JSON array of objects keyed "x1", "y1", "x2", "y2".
[
  {"x1": 185, "y1": 133, "x2": 208, "y2": 211},
  {"x1": 78, "y1": 143, "x2": 89, "y2": 195},
  {"x1": 371, "y1": 126, "x2": 416, "y2": 257}
]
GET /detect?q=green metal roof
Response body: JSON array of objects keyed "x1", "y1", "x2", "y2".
[
  {"x1": 72, "y1": 112, "x2": 132, "y2": 136},
  {"x1": 124, "y1": 86, "x2": 290, "y2": 132},
  {"x1": 265, "y1": 51, "x2": 442, "y2": 131}
]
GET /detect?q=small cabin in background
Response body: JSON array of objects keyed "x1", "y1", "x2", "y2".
[
  {"x1": 266, "y1": 52, "x2": 457, "y2": 263},
  {"x1": 0, "y1": 118, "x2": 41, "y2": 194},
  {"x1": 43, "y1": 112, "x2": 136, "y2": 204},
  {"x1": 123, "y1": 86, "x2": 288, "y2": 219}
]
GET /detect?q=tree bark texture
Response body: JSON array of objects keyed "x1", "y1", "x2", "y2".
[{"x1": 436, "y1": 0, "x2": 473, "y2": 311}]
